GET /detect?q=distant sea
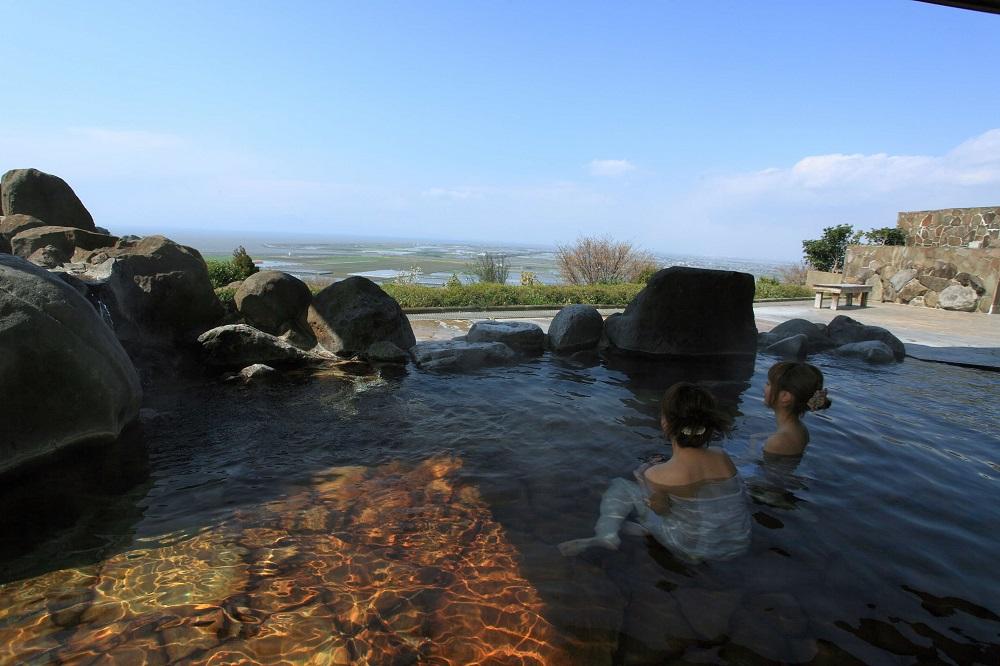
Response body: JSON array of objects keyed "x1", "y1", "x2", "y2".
[{"x1": 149, "y1": 230, "x2": 792, "y2": 287}]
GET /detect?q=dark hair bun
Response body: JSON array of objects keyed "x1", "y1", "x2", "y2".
[{"x1": 660, "y1": 382, "x2": 733, "y2": 448}]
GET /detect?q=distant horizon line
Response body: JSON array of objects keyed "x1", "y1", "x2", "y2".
[{"x1": 115, "y1": 223, "x2": 801, "y2": 266}]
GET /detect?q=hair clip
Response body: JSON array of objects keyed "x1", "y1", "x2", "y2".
[
  {"x1": 681, "y1": 426, "x2": 706, "y2": 436},
  {"x1": 807, "y1": 388, "x2": 828, "y2": 411}
]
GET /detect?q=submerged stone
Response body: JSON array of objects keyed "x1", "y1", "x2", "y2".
[{"x1": 412, "y1": 340, "x2": 517, "y2": 371}]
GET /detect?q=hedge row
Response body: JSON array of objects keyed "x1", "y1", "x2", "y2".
[
  {"x1": 381, "y1": 283, "x2": 644, "y2": 308},
  {"x1": 215, "y1": 278, "x2": 812, "y2": 310}
]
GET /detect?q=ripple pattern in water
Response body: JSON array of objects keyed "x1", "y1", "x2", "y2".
[{"x1": 0, "y1": 457, "x2": 563, "y2": 665}]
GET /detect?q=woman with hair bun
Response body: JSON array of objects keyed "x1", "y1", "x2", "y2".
[
  {"x1": 558, "y1": 382, "x2": 751, "y2": 562},
  {"x1": 763, "y1": 361, "x2": 831, "y2": 457}
]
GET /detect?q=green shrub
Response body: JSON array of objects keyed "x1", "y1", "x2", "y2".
[
  {"x1": 206, "y1": 246, "x2": 260, "y2": 288},
  {"x1": 215, "y1": 286, "x2": 237, "y2": 305},
  {"x1": 232, "y1": 245, "x2": 259, "y2": 278},
  {"x1": 755, "y1": 278, "x2": 813, "y2": 299},
  {"x1": 635, "y1": 264, "x2": 660, "y2": 284}
]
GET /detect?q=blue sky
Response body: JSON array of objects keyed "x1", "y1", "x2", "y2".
[{"x1": 2, "y1": 1, "x2": 998, "y2": 261}]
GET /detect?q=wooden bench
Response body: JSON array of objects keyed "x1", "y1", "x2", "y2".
[{"x1": 812, "y1": 283, "x2": 873, "y2": 310}]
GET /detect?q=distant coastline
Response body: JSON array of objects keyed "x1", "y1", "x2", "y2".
[{"x1": 119, "y1": 228, "x2": 794, "y2": 286}]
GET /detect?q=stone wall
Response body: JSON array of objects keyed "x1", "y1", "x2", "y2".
[
  {"x1": 898, "y1": 206, "x2": 999, "y2": 248},
  {"x1": 844, "y1": 244, "x2": 1000, "y2": 314}
]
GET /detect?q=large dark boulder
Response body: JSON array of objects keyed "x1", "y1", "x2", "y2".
[
  {"x1": 11, "y1": 225, "x2": 118, "y2": 259},
  {"x1": 0, "y1": 255, "x2": 141, "y2": 474},
  {"x1": 95, "y1": 235, "x2": 224, "y2": 346},
  {"x1": 604, "y1": 267, "x2": 757, "y2": 357},
  {"x1": 307, "y1": 276, "x2": 415, "y2": 355},
  {"x1": 467, "y1": 320, "x2": 545, "y2": 353},
  {"x1": 234, "y1": 270, "x2": 312, "y2": 336},
  {"x1": 547, "y1": 304, "x2": 604, "y2": 353},
  {"x1": 0, "y1": 168, "x2": 95, "y2": 231},
  {"x1": 826, "y1": 315, "x2": 905, "y2": 361}
]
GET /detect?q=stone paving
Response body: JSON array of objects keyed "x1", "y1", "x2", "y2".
[{"x1": 407, "y1": 301, "x2": 1000, "y2": 370}]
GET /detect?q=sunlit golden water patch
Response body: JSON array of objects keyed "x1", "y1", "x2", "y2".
[{"x1": 0, "y1": 457, "x2": 566, "y2": 665}]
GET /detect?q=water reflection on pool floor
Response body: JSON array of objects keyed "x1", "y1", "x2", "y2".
[
  {"x1": 0, "y1": 353, "x2": 998, "y2": 664},
  {"x1": 1, "y1": 457, "x2": 564, "y2": 665}
]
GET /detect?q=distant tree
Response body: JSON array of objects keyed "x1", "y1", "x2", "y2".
[
  {"x1": 467, "y1": 252, "x2": 510, "y2": 284},
  {"x1": 232, "y1": 245, "x2": 259, "y2": 279},
  {"x1": 444, "y1": 272, "x2": 463, "y2": 288},
  {"x1": 774, "y1": 262, "x2": 809, "y2": 285},
  {"x1": 557, "y1": 236, "x2": 656, "y2": 285},
  {"x1": 863, "y1": 227, "x2": 906, "y2": 246},
  {"x1": 802, "y1": 224, "x2": 855, "y2": 272}
]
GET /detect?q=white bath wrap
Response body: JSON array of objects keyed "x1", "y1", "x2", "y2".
[{"x1": 594, "y1": 470, "x2": 752, "y2": 562}]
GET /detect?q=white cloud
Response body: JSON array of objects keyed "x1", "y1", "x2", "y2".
[
  {"x1": 588, "y1": 158, "x2": 636, "y2": 177},
  {"x1": 708, "y1": 128, "x2": 1000, "y2": 200}
]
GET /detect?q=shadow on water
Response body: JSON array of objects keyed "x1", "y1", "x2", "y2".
[{"x1": 0, "y1": 425, "x2": 151, "y2": 585}]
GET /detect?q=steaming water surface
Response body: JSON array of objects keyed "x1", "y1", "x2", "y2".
[{"x1": 1, "y1": 353, "x2": 998, "y2": 664}]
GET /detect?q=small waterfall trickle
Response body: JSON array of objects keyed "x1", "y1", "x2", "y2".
[{"x1": 97, "y1": 298, "x2": 115, "y2": 330}]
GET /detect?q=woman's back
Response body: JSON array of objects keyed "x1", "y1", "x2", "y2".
[{"x1": 641, "y1": 473, "x2": 751, "y2": 562}]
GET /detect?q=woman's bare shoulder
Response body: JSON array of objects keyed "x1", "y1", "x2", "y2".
[
  {"x1": 763, "y1": 431, "x2": 806, "y2": 456},
  {"x1": 643, "y1": 461, "x2": 685, "y2": 486}
]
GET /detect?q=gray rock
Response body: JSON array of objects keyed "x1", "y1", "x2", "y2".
[
  {"x1": 765, "y1": 333, "x2": 809, "y2": 359},
  {"x1": 756, "y1": 331, "x2": 781, "y2": 349},
  {"x1": 468, "y1": 320, "x2": 545, "y2": 353},
  {"x1": 239, "y1": 364, "x2": 277, "y2": 381},
  {"x1": 954, "y1": 272, "x2": 986, "y2": 295},
  {"x1": 826, "y1": 315, "x2": 905, "y2": 361},
  {"x1": 364, "y1": 340, "x2": 409, "y2": 363},
  {"x1": 95, "y1": 235, "x2": 225, "y2": 346},
  {"x1": 1, "y1": 168, "x2": 95, "y2": 230},
  {"x1": 924, "y1": 290, "x2": 939, "y2": 308},
  {"x1": 0, "y1": 213, "x2": 47, "y2": 244},
  {"x1": 412, "y1": 340, "x2": 517, "y2": 371},
  {"x1": 197, "y1": 324, "x2": 321, "y2": 368},
  {"x1": 866, "y1": 273, "x2": 883, "y2": 302},
  {"x1": 897, "y1": 278, "x2": 928, "y2": 303},
  {"x1": 0, "y1": 255, "x2": 141, "y2": 475},
  {"x1": 937, "y1": 284, "x2": 978, "y2": 312},
  {"x1": 27, "y1": 244, "x2": 69, "y2": 268},
  {"x1": 547, "y1": 305, "x2": 604, "y2": 353},
  {"x1": 307, "y1": 276, "x2": 415, "y2": 355},
  {"x1": 767, "y1": 318, "x2": 837, "y2": 352},
  {"x1": 235, "y1": 270, "x2": 313, "y2": 336},
  {"x1": 908, "y1": 296, "x2": 926, "y2": 307},
  {"x1": 832, "y1": 341, "x2": 896, "y2": 364},
  {"x1": 604, "y1": 267, "x2": 757, "y2": 357},
  {"x1": 889, "y1": 268, "x2": 917, "y2": 293},
  {"x1": 923, "y1": 260, "x2": 958, "y2": 279},
  {"x1": 917, "y1": 275, "x2": 952, "y2": 293},
  {"x1": 11, "y1": 225, "x2": 117, "y2": 259}
]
